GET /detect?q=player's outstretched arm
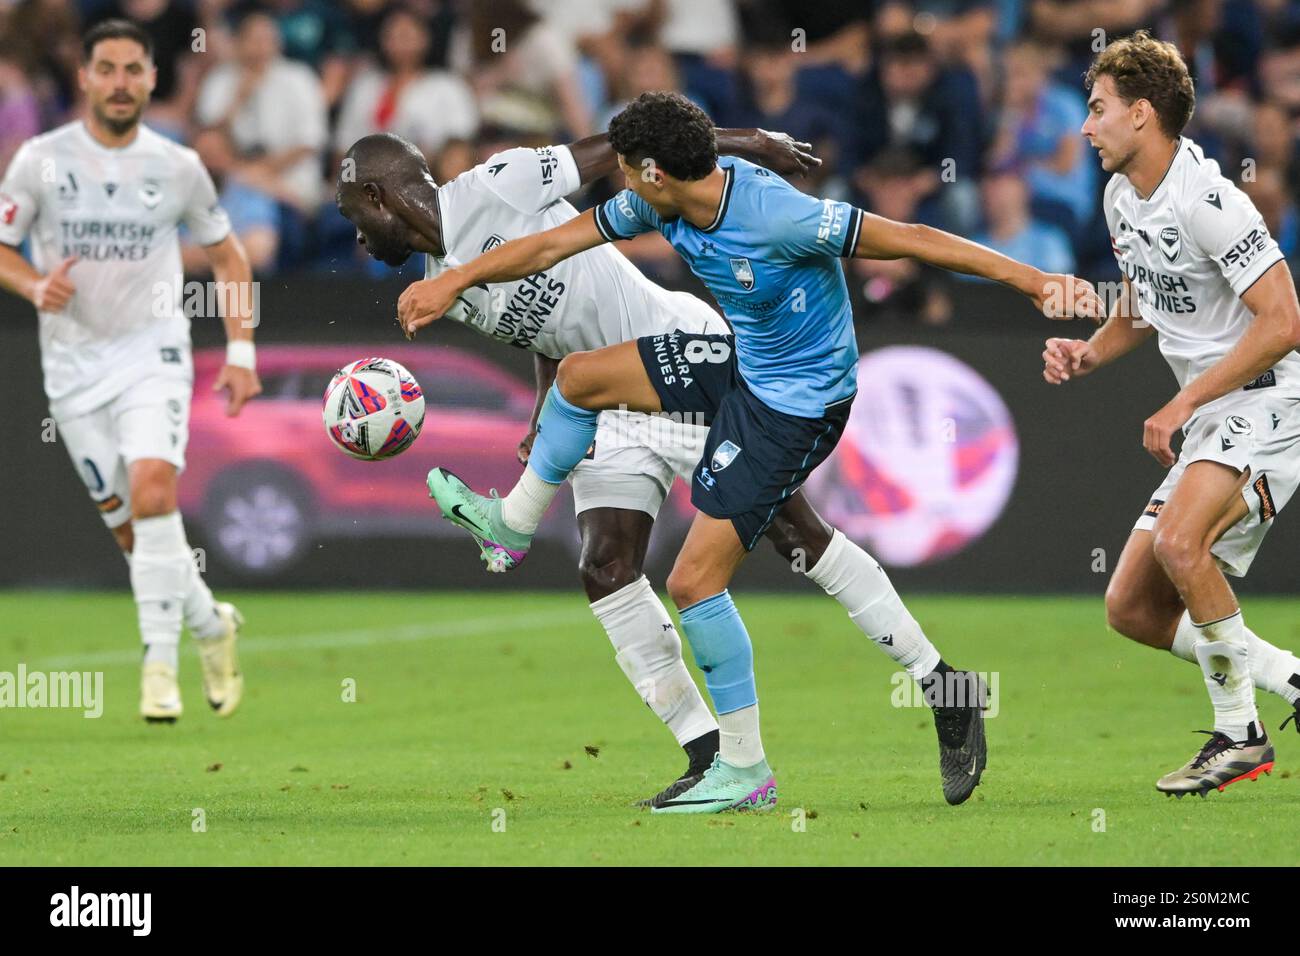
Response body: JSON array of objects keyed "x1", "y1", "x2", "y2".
[
  {"x1": 0, "y1": 245, "x2": 76, "y2": 312},
  {"x1": 398, "y1": 210, "x2": 606, "y2": 338},
  {"x1": 566, "y1": 128, "x2": 820, "y2": 185},
  {"x1": 1044, "y1": 276, "x2": 1151, "y2": 383},
  {"x1": 202, "y1": 234, "x2": 262, "y2": 417},
  {"x1": 1141, "y1": 262, "x2": 1300, "y2": 466},
  {"x1": 852, "y1": 212, "x2": 1106, "y2": 321}
]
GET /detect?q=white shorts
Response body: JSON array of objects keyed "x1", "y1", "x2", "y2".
[
  {"x1": 570, "y1": 408, "x2": 708, "y2": 517},
  {"x1": 1133, "y1": 392, "x2": 1300, "y2": 576},
  {"x1": 54, "y1": 375, "x2": 192, "y2": 528}
]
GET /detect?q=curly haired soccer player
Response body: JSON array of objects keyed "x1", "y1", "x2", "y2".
[{"x1": 394, "y1": 92, "x2": 1103, "y2": 813}]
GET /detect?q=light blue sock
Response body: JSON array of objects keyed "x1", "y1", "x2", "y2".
[
  {"x1": 678, "y1": 590, "x2": 757, "y2": 715},
  {"x1": 528, "y1": 384, "x2": 600, "y2": 484}
]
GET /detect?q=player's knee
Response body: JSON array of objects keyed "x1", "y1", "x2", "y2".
[
  {"x1": 666, "y1": 563, "x2": 713, "y2": 610},
  {"x1": 1151, "y1": 526, "x2": 1204, "y2": 582},
  {"x1": 555, "y1": 352, "x2": 601, "y2": 409},
  {"x1": 1104, "y1": 583, "x2": 1147, "y2": 640},
  {"x1": 578, "y1": 550, "x2": 643, "y2": 602},
  {"x1": 129, "y1": 462, "x2": 177, "y2": 519},
  {"x1": 764, "y1": 515, "x2": 831, "y2": 569}
]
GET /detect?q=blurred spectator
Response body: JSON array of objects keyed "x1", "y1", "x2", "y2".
[
  {"x1": 1258, "y1": 29, "x2": 1300, "y2": 114},
  {"x1": 3, "y1": 0, "x2": 82, "y2": 124},
  {"x1": 333, "y1": 5, "x2": 477, "y2": 162},
  {"x1": 1027, "y1": 0, "x2": 1159, "y2": 84},
  {"x1": 184, "y1": 125, "x2": 280, "y2": 272},
  {"x1": 656, "y1": 0, "x2": 741, "y2": 117},
  {"x1": 877, "y1": 0, "x2": 999, "y2": 104},
  {"x1": 725, "y1": 28, "x2": 842, "y2": 189},
  {"x1": 431, "y1": 136, "x2": 475, "y2": 183},
  {"x1": 851, "y1": 31, "x2": 985, "y2": 234},
  {"x1": 1249, "y1": 99, "x2": 1300, "y2": 201},
  {"x1": 849, "y1": 148, "x2": 955, "y2": 324},
  {"x1": 266, "y1": 0, "x2": 357, "y2": 108},
  {"x1": 453, "y1": 0, "x2": 593, "y2": 139},
  {"x1": 1241, "y1": 165, "x2": 1298, "y2": 261},
  {"x1": 988, "y1": 39, "x2": 1095, "y2": 239},
  {"x1": 964, "y1": 164, "x2": 1076, "y2": 279},
  {"x1": 194, "y1": 6, "x2": 327, "y2": 217},
  {"x1": 746, "y1": 0, "x2": 871, "y2": 73},
  {"x1": 87, "y1": 0, "x2": 202, "y2": 139},
  {"x1": 0, "y1": 52, "x2": 41, "y2": 176}
]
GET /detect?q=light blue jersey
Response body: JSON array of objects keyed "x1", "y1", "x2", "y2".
[{"x1": 594, "y1": 158, "x2": 862, "y2": 418}]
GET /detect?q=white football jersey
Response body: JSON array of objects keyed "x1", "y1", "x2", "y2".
[
  {"x1": 0, "y1": 121, "x2": 231, "y2": 419},
  {"x1": 1105, "y1": 136, "x2": 1296, "y2": 412},
  {"x1": 425, "y1": 144, "x2": 726, "y2": 359}
]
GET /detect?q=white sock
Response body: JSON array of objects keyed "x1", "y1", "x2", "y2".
[
  {"x1": 806, "y1": 530, "x2": 941, "y2": 680},
  {"x1": 1192, "y1": 611, "x2": 1261, "y2": 741},
  {"x1": 130, "y1": 512, "x2": 188, "y2": 668},
  {"x1": 183, "y1": 554, "x2": 225, "y2": 640},
  {"x1": 718, "y1": 703, "x2": 765, "y2": 767},
  {"x1": 125, "y1": 543, "x2": 225, "y2": 640},
  {"x1": 591, "y1": 576, "x2": 718, "y2": 746},
  {"x1": 500, "y1": 468, "x2": 561, "y2": 535},
  {"x1": 1170, "y1": 610, "x2": 1300, "y2": 704}
]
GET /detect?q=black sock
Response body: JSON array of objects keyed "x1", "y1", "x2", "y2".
[
  {"x1": 683, "y1": 729, "x2": 720, "y2": 775},
  {"x1": 921, "y1": 660, "x2": 955, "y2": 709}
]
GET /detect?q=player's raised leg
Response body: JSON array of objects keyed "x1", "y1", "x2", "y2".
[
  {"x1": 427, "y1": 340, "x2": 660, "y2": 570},
  {"x1": 576, "y1": 509, "x2": 720, "y2": 805},
  {"x1": 652, "y1": 512, "x2": 776, "y2": 814},
  {"x1": 1105, "y1": 529, "x2": 1300, "y2": 726},
  {"x1": 765, "y1": 493, "x2": 988, "y2": 804},
  {"x1": 1150, "y1": 461, "x2": 1273, "y2": 796}
]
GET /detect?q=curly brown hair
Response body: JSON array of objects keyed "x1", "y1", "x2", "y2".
[{"x1": 1084, "y1": 31, "x2": 1196, "y2": 138}]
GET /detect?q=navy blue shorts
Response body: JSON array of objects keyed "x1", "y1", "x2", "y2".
[{"x1": 636, "y1": 330, "x2": 854, "y2": 550}]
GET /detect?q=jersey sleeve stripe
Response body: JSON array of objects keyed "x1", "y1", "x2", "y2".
[
  {"x1": 1234, "y1": 252, "x2": 1286, "y2": 298},
  {"x1": 842, "y1": 207, "x2": 863, "y2": 258},
  {"x1": 593, "y1": 204, "x2": 623, "y2": 243}
]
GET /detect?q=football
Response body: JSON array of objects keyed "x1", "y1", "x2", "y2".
[{"x1": 322, "y1": 357, "x2": 425, "y2": 460}]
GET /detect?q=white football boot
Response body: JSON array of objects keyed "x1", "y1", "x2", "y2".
[
  {"x1": 197, "y1": 602, "x2": 244, "y2": 717},
  {"x1": 141, "y1": 661, "x2": 183, "y2": 723}
]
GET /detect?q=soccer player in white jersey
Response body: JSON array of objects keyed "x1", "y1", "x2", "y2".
[
  {"x1": 0, "y1": 21, "x2": 261, "y2": 722},
  {"x1": 1043, "y1": 32, "x2": 1300, "y2": 795},
  {"x1": 337, "y1": 130, "x2": 997, "y2": 807}
]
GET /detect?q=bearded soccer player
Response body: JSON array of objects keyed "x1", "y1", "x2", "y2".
[
  {"x1": 397, "y1": 92, "x2": 1102, "y2": 813},
  {"x1": 0, "y1": 21, "x2": 260, "y2": 721},
  {"x1": 1043, "y1": 32, "x2": 1300, "y2": 795}
]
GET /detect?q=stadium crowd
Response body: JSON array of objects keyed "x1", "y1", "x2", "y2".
[{"x1": 1, "y1": 0, "x2": 1298, "y2": 323}]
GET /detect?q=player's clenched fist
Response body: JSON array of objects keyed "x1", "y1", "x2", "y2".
[
  {"x1": 1042, "y1": 337, "x2": 1097, "y2": 384},
  {"x1": 397, "y1": 274, "x2": 459, "y2": 338},
  {"x1": 1034, "y1": 273, "x2": 1106, "y2": 322},
  {"x1": 30, "y1": 256, "x2": 77, "y2": 312}
]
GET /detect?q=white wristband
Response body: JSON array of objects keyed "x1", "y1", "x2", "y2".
[{"x1": 225, "y1": 340, "x2": 256, "y2": 370}]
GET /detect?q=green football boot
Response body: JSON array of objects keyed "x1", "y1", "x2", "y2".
[
  {"x1": 426, "y1": 468, "x2": 532, "y2": 573},
  {"x1": 651, "y1": 755, "x2": 778, "y2": 814}
]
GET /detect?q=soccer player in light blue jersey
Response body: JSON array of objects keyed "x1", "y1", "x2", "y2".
[{"x1": 400, "y1": 92, "x2": 1104, "y2": 813}]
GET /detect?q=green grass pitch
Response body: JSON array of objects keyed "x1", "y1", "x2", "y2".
[{"x1": 2, "y1": 591, "x2": 1298, "y2": 866}]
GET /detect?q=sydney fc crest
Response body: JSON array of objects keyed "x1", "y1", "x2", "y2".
[
  {"x1": 729, "y1": 257, "x2": 754, "y2": 291},
  {"x1": 1159, "y1": 226, "x2": 1181, "y2": 263},
  {"x1": 711, "y1": 440, "x2": 742, "y2": 471}
]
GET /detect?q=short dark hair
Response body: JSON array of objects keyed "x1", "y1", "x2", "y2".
[
  {"x1": 83, "y1": 18, "x2": 154, "y2": 62},
  {"x1": 608, "y1": 91, "x2": 717, "y2": 182},
  {"x1": 1085, "y1": 30, "x2": 1196, "y2": 138}
]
